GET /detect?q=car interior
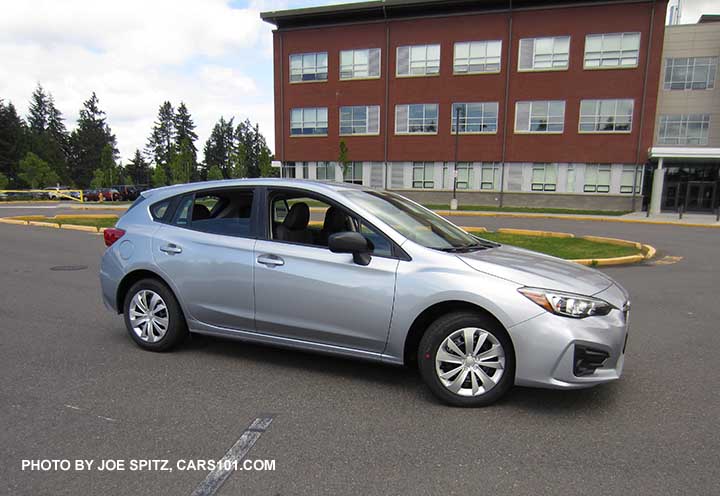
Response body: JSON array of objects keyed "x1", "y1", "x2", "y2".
[{"x1": 174, "y1": 189, "x2": 254, "y2": 237}]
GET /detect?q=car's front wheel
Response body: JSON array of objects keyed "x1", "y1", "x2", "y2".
[
  {"x1": 123, "y1": 279, "x2": 188, "y2": 351},
  {"x1": 418, "y1": 311, "x2": 515, "y2": 407}
]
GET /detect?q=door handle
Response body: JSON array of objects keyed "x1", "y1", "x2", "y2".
[
  {"x1": 257, "y1": 254, "x2": 284, "y2": 267},
  {"x1": 160, "y1": 244, "x2": 182, "y2": 254}
]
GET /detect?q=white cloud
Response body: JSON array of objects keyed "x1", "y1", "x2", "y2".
[{"x1": 0, "y1": 0, "x2": 276, "y2": 162}]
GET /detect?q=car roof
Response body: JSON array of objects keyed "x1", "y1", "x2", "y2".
[{"x1": 143, "y1": 178, "x2": 371, "y2": 199}]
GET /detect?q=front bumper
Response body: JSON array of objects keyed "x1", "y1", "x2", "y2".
[{"x1": 509, "y1": 284, "x2": 630, "y2": 389}]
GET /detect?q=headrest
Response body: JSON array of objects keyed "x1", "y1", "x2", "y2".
[
  {"x1": 283, "y1": 202, "x2": 309, "y2": 230},
  {"x1": 323, "y1": 206, "x2": 347, "y2": 232}
]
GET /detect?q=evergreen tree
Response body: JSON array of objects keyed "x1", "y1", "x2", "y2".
[
  {"x1": 0, "y1": 100, "x2": 28, "y2": 186},
  {"x1": 234, "y1": 119, "x2": 273, "y2": 178},
  {"x1": 126, "y1": 149, "x2": 150, "y2": 185},
  {"x1": 68, "y1": 92, "x2": 117, "y2": 187},
  {"x1": 174, "y1": 103, "x2": 197, "y2": 157},
  {"x1": 146, "y1": 101, "x2": 176, "y2": 178},
  {"x1": 27, "y1": 84, "x2": 49, "y2": 133},
  {"x1": 0, "y1": 171, "x2": 8, "y2": 189},
  {"x1": 169, "y1": 138, "x2": 193, "y2": 184},
  {"x1": 202, "y1": 117, "x2": 234, "y2": 179},
  {"x1": 18, "y1": 152, "x2": 59, "y2": 188},
  {"x1": 206, "y1": 164, "x2": 224, "y2": 181},
  {"x1": 151, "y1": 166, "x2": 168, "y2": 187},
  {"x1": 100, "y1": 143, "x2": 118, "y2": 186}
]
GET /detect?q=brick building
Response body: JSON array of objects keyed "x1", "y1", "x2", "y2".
[{"x1": 262, "y1": 0, "x2": 668, "y2": 211}]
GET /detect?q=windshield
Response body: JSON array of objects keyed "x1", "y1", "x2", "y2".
[{"x1": 344, "y1": 190, "x2": 491, "y2": 251}]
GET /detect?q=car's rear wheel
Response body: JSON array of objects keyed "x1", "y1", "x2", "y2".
[
  {"x1": 418, "y1": 311, "x2": 515, "y2": 407},
  {"x1": 123, "y1": 279, "x2": 187, "y2": 351}
]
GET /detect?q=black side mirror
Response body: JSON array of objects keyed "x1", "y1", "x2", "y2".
[{"x1": 328, "y1": 231, "x2": 371, "y2": 266}]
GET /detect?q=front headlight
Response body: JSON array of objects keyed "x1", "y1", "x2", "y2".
[{"x1": 518, "y1": 287, "x2": 614, "y2": 319}]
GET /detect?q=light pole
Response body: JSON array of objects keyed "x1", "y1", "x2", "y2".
[{"x1": 451, "y1": 105, "x2": 461, "y2": 210}]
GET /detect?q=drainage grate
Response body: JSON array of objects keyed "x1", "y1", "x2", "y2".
[{"x1": 50, "y1": 265, "x2": 88, "y2": 271}]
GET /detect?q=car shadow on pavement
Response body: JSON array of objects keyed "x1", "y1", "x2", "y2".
[{"x1": 175, "y1": 332, "x2": 619, "y2": 413}]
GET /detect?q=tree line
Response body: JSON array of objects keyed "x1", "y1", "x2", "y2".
[{"x1": 0, "y1": 84, "x2": 275, "y2": 191}]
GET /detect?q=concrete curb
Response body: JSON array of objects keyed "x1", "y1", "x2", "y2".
[
  {"x1": 496, "y1": 228, "x2": 574, "y2": 238},
  {"x1": 55, "y1": 214, "x2": 119, "y2": 219},
  {"x1": 0, "y1": 217, "x2": 29, "y2": 225},
  {"x1": 69, "y1": 205, "x2": 129, "y2": 211},
  {"x1": 27, "y1": 220, "x2": 60, "y2": 228},
  {"x1": 436, "y1": 209, "x2": 720, "y2": 228},
  {"x1": 61, "y1": 224, "x2": 100, "y2": 233}
]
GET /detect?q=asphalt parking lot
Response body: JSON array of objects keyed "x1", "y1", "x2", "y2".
[{"x1": 1, "y1": 206, "x2": 719, "y2": 495}]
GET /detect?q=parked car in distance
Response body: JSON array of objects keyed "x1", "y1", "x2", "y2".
[
  {"x1": 43, "y1": 186, "x2": 71, "y2": 200},
  {"x1": 99, "y1": 188, "x2": 122, "y2": 201},
  {"x1": 100, "y1": 179, "x2": 631, "y2": 406},
  {"x1": 112, "y1": 185, "x2": 148, "y2": 201},
  {"x1": 83, "y1": 189, "x2": 100, "y2": 202}
]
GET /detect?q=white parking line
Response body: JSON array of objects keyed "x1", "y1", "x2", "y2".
[{"x1": 190, "y1": 416, "x2": 274, "y2": 496}]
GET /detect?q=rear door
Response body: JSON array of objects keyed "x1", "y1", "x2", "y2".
[{"x1": 152, "y1": 187, "x2": 258, "y2": 331}]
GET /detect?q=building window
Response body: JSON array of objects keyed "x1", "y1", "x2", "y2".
[
  {"x1": 290, "y1": 108, "x2": 328, "y2": 136},
  {"x1": 664, "y1": 57, "x2": 718, "y2": 90},
  {"x1": 454, "y1": 163, "x2": 473, "y2": 190},
  {"x1": 620, "y1": 165, "x2": 641, "y2": 194},
  {"x1": 451, "y1": 102, "x2": 499, "y2": 133},
  {"x1": 395, "y1": 104, "x2": 439, "y2": 134},
  {"x1": 281, "y1": 162, "x2": 296, "y2": 178},
  {"x1": 584, "y1": 164, "x2": 611, "y2": 193},
  {"x1": 453, "y1": 41, "x2": 502, "y2": 74},
  {"x1": 413, "y1": 162, "x2": 435, "y2": 189},
  {"x1": 289, "y1": 52, "x2": 328, "y2": 82},
  {"x1": 567, "y1": 165, "x2": 576, "y2": 193},
  {"x1": 515, "y1": 101, "x2": 565, "y2": 133},
  {"x1": 343, "y1": 162, "x2": 363, "y2": 184},
  {"x1": 579, "y1": 99, "x2": 634, "y2": 133},
  {"x1": 339, "y1": 105, "x2": 380, "y2": 135},
  {"x1": 658, "y1": 114, "x2": 711, "y2": 145},
  {"x1": 480, "y1": 163, "x2": 499, "y2": 190},
  {"x1": 340, "y1": 48, "x2": 381, "y2": 80},
  {"x1": 397, "y1": 44, "x2": 441, "y2": 77},
  {"x1": 531, "y1": 164, "x2": 557, "y2": 191},
  {"x1": 316, "y1": 162, "x2": 335, "y2": 181},
  {"x1": 518, "y1": 36, "x2": 570, "y2": 71},
  {"x1": 584, "y1": 33, "x2": 640, "y2": 68}
]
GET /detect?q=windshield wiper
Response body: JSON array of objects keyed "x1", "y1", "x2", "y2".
[{"x1": 439, "y1": 243, "x2": 490, "y2": 253}]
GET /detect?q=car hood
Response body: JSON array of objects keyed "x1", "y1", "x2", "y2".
[{"x1": 457, "y1": 244, "x2": 616, "y2": 297}]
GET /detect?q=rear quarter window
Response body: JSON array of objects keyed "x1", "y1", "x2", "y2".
[{"x1": 150, "y1": 199, "x2": 171, "y2": 221}]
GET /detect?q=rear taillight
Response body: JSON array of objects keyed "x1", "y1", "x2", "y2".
[{"x1": 104, "y1": 228, "x2": 126, "y2": 247}]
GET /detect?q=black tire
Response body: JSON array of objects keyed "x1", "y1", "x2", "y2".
[
  {"x1": 418, "y1": 311, "x2": 515, "y2": 407},
  {"x1": 123, "y1": 278, "x2": 188, "y2": 352}
]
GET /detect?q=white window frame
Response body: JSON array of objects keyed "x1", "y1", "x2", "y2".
[
  {"x1": 395, "y1": 104, "x2": 439, "y2": 135},
  {"x1": 290, "y1": 107, "x2": 328, "y2": 136},
  {"x1": 658, "y1": 114, "x2": 711, "y2": 145},
  {"x1": 584, "y1": 32, "x2": 641, "y2": 69},
  {"x1": 620, "y1": 165, "x2": 641, "y2": 194},
  {"x1": 454, "y1": 163, "x2": 473, "y2": 190},
  {"x1": 289, "y1": 52, "x2": 328, "y2": 83},
  {"x1": 453, "y1": 40, "x2": 502, "y2": 74},
  {"x1": 412, "y1": 162, "x2": 435, "y2": 189},
  {"x1": 480, "y1": 163, "x2": 499, "y2": 190},
  {"x1": 584, "y1": 164, "x2": 611, "y2": 193},
  {"x1": 518, "y1": 36, "x2": 570, "y2": 71},
  {"x1": 396, "y1": 44, "x2": 441, "y2": 77},
  {"x1": 339, "y1": 105, "x2": 380, "y2": 136},
  {"x1": 316, "y1": 161, "x2": 335, "y2": 181},
  {"x1": 664, "y1": 57, "x2": 718, "y2": 90},
  {"x1": 451, "y1": 102, "x2": 499, "y2": 134},
  {"x1": 514, "y1": 101, "x2": 565, "y2": 134},
  {"x1": 340, "y1": 48, "x2": 381, "y2": 80},
  {"x1": 567, "y1": 165, "x2": 576, "y2": 193},
  {"x1": 579, "y1": 99, "x2": 634, "y2": 133},
  {"x1": 531, "y1": 164, "x2": 558, "y2": 192}
]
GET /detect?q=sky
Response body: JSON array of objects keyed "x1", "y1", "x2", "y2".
[{"x1": 0, "y1": 0, "x2": 717, "y2": 163}]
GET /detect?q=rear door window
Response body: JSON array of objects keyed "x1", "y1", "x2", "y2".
[{"x1": 172, "y1": 189, "x2": 255, "y2": 237}]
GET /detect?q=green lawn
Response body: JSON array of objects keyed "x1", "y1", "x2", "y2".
[
  {"x1": 472, "y1": 231, "x2": 640, "y2": 260},
  {"x1": 424, "y1": 204, "x2": 630, "y2": 216}
]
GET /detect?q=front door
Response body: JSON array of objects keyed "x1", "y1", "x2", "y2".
[
  {"x1": 685, "y1": 181, "x2": 717, "y2": 211},
  {"x1": 253, "y1": 189, "x2": 399, "y2": 353}
]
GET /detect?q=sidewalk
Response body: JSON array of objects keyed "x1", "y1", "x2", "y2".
[{"x1": 436, "y1": 209, "x2": 720, "y2": 227}]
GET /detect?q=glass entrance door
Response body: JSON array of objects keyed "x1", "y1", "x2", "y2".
[{"x1": 685, "y1": 181, "x2": 717, "y2": 211}]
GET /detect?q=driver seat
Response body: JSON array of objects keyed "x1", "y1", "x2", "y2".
[{"x1": 276, "y1": 202, "x2": 313, "y2": 244}]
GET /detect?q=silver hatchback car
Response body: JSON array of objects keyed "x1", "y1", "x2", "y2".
[{"x1": 100, "y1": 179, "x2": 630, "y2": 406}]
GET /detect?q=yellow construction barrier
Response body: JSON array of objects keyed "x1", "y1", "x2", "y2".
[{"x1": 0, "y1": 189, "x2": 84, "y2": 202}]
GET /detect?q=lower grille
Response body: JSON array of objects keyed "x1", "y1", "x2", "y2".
[{"x1": 574, "y1": 345, "x2": 610, "y2": 377}]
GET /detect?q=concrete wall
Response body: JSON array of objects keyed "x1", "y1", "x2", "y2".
[
  {"x1": 396, "y1": 190, "x2": 640, "y2": 211},
  {"x1": 654, "y1": 22, "x2": 720, "y2": 147}
]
